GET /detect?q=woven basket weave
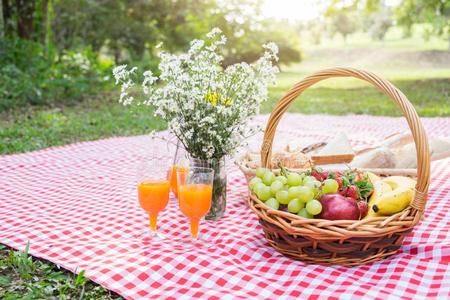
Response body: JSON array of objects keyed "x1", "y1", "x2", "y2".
[{"x1": 244, "y1": 67, "x2": 430, "y2": 265}]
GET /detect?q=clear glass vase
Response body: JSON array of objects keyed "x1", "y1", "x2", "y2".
[{"x1": 189, "y1": 156, "x2": 227, "y2": 221}]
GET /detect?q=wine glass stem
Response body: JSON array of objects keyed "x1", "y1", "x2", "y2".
[
  {"x1": 149, "y1": 213, "x2": 158, "y2": 233},
  {"x1": 190, "y1": 218, "x2": 200, "y2": 239}
]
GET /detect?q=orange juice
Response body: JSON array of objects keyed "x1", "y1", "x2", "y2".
[
  {"x1": 178, "y1": 184, "x2": 212, "y2": 238},
  {"x1": 138, "y1": 180, "x2": 170, "y2": 231},
  {"x1": 168, "y1": 166, "x2": 188, "y2": 197}
]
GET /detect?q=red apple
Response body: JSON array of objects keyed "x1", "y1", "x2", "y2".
[{"x1": 317, "y1": 193, "x2": 360, "y2": 220}]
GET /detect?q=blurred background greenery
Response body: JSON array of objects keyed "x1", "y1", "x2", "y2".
[{"x1": 0, "y1": 0, "x2": 449, "y2": 155}]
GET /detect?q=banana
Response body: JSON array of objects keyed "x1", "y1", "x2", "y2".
[
  {"x1": 364, "y1": 175, "x2": 416, "y2": 218},
  {"x1": 366, "y1": 171, "x2": 381, "y2": 184},
  {"x1": 372, "y1": 187, "x2": 414, "y2": 215},
  {"x1": 382, "y1": 176, "x2": 416, "y2": 190},
  {"x1": 364, "y1": 180, "x2": 392, "y2": 218}
]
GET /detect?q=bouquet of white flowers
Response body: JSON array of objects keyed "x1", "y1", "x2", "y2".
[
  {"x1": 113, "y1": 28, "x2": 279, "y2": 220},
  {"x1": 113, "y1": 28, "x2": 279, "y2": 160}
]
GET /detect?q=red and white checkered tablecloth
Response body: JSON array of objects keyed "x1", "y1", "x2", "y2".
[{"x1": 1, "y1": 114, "x2": 449, "y2": 299}]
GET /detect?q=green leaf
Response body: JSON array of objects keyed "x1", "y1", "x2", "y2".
[
  {"x1": 46, "y1": 271, "x2": 67, "y2": 282},
  {"x1": 0, "y1": 275, "x2": 12, "y2": 287},
  {"x1": 74, "y1": 270, "x2": 87, "y2": 288}
]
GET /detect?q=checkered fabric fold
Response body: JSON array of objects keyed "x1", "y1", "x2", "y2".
[{"x1": 1, "y1": 114, "x2": 449, "y2": 299}]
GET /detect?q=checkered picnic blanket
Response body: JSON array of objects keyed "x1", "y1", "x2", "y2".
[{"x1": 1, "y1": 114, "x2": 449, "y2": 299}]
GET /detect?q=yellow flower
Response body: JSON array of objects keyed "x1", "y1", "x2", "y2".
[
  {"x1": 204, "y1": 90, "x2": 233, "y2": 107},
  {"x1": 204, "y1": 90, "x2": 218, "y2": 106},
  {"x1": 222, "y1": 98, "x2": 233, "y2": 107}
]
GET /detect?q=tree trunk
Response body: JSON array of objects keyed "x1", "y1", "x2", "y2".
[
  {"x1": 113, "y1": 46, "x2": 121, "y2": 64},
  {"x1": 16, "y1": 0, "x2": 35, "y2": 40},
  {"x1": 40, "y1": 0, "x2": 47, "y2": 43},
  {"x1": 0, "y1": 0, "x2": 4, "y2": 37},
  {"x1": 2, "y1": 0, "x2": 13, "y2": 36}
]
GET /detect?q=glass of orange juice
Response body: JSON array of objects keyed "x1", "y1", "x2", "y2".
[
  {"x1": 167, "y1": 142, "x2": 189, "y2": 198},
  {"x1": 177, "y1": 167, "x2": 214, "y2": 240},
  {"x1": 168, "y1": 164, "x2": 189, "y2": 198},
  {"x1": 137, "y1": 159, "x2": 170, "y2": 239}
]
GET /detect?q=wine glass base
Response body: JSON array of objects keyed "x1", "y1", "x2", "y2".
[
  {"x1": 136, "y1": 229, "x2": 166, "y2": 240},
  {"x1": 175, "y1": 235, "x2": 214, "y2": 249}
]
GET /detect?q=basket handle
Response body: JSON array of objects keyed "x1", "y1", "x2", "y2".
[{"x1": 261, "y1": 67, "x2": 430, "y2": 212}]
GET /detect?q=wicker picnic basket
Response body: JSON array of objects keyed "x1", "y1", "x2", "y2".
[{"x1": 238, "y1": 67, "x2": 430, "y2": 265}]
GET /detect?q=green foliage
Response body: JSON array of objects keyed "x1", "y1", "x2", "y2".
[
  {"x1": 7, "y1": 242, "x2": 35, "y2": 280},
  {"x1": 368, "y1": 9, "x2": 393, "y2": 41},
  {"x1": 327, "y1": 0, "x2": 449, "y2": 45},
  {"x1": 0, "y1": 37, "x2": 111, "y2": 111},
  {"x1": 0, "y1": 244, "x2": 122, "y2": 299},
  {"x1": 1, "y1": 0, "x2": 302, "y2": 111},
  {"x1": 331, "y1": 12, "x2": 358, "y2": 41},
  {"x1": 395, "y1": 0, "x2": 450, "y2": 42}
]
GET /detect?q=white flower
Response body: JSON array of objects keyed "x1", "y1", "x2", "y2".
[
  {"x1": 112, "y1": 65, "x2": 128, "y2": 84},
  {"x1": 112, "y1": 29, "x2": 278, "y2": 159},
  {"x1": 263, "y1": 42, "x2": 279, "y2": 59},
  {"x1": 206, "y1": 27, "x2": 222, "y2": 38},
  {"x1": 142, "y1": 70, "x2": 158, "y2": 94}
]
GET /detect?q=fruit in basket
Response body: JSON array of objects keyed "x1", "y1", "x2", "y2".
[
  {"x1": 304, "y1": 179, "x2": 321, "y2": 189},
  {"x1": 262, "y1": 172, "x2": 276, "y2": 185},
  {"x1": 311, "y1": 169, "x2": 328, "y2": 182},
  {"x1": 365, "y1": 180, "x2": 392, "y2": 218},
  {"x1": 250, "y1": 167, "x2": 378, "y2": 220},
  {"x1": 252, "y1": 181, "x2": 265, "y2": 193},
  {"x1": 366, "y1": 171, "x2": 381, "y2": 183},
  {"x1": 298, "y1": 186, "x2": 315, "y2": 202},
  {"x1": 297, "y1": 208, "x2": 313, "y2": 218},
  {"x1": 322, "y1": 179, "x2": 339, "y2": 194},
  {"x1": 357, "y1": 201, "x2": 368, "y2": 218},
  {"x1": 265, "y1": 198, "x2": 280, "y2": 210},
  {"x1": 256, "y1": 167, "x2": 269, "y2": 178},
  {"x1": 317, "y1": 194, "x2": 360, "y2": 220},
  {"x1": 249, "y1": 177, "x2": 262, "y2": 190},
  {"x1": 288, "y1": 198, "x2": 304, "y2": 213},
  {"x1": 288, "y1": 186, "x2": 302, "y2": 200},
  {"x1": 276, "y1": 190, "x2": 290, "y2": 205},
  {"x1": 366, "y1": 176, "x2": 416, "y2": 217},
  {"x1": 287, "y1": 172, "x2": 303, "y2": 186},
  {"x1": 276, "y1": 175, "x2": 288, "y2": 185},
  {"x1": 306, "y1": 199, "x2": 322, "y2": 215},
  {"x1": 270, "y1": 180, "x2": 284, "y2": 195},
  {"x1": 383, "y1": 176, "x2": 416, "y2": 190},
  {"x1": 339, "y1": 185, "x2": 358, "y2": 200},
  {"x1": 256, "y1": 185, "x2": 272, "y2": 202},
  {"x1": 303, "y1": 175, "x2": 317, "y2": 183},
  {"x1": 372, "y1": 188, "x2": 414, "y2": 215}
]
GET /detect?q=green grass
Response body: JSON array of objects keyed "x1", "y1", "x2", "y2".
[
  {"x1": 0, "y1": 244, "x2": 122, "y2": 299},
  {"x1": 263, "y1": 71, "x2": 450, "y2": 116},
  {"x1": 0, "y1": 94, "x2": 166, "y2": 155}
]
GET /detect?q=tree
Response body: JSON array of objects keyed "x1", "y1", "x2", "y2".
[
  {"x1": 16, "y1": 0, "x2": 35, "y2": 39},
  {"x1": 368, "y1": 7, "x2": 393, "y2": 40},
  {"x1": 395, "y1": 0, "x2": 450, "y2": 50},
  {"x1": 2, "y1": 0, "x2": 14, "y2": 37},
  {"x1": 331, "y1": 12, "x2": 357, "y2": 41},
  {"x1": 0, "y1": 0, "x2": 3, "y2": 37},
  {"x1": 327, "y1": 0, "x2": 449, "y2": 49}
]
